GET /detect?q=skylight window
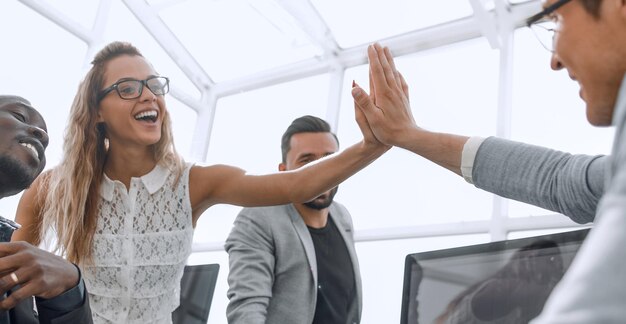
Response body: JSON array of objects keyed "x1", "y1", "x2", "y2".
[{"x1": 311, "y1": 0, "x2": 473, "y2": 48}]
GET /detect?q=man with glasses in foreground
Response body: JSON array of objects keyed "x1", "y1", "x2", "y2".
[{"x1": 352, "y1": 0, "x2": 624, "y2": 322}]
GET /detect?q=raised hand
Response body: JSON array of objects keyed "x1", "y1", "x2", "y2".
[
  {"x1": 351, "y1": 43, "x2": 469, "y2": 175},
  {"x1": 353, "y1": 80, "x2": 392, "y2": 153},
  {"x1": 351, "y1": 43, "x2": 418, "y2": 147}
]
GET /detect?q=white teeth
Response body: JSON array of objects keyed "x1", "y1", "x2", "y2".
[
  {"x1": 20, "y1": 142, "x2": 38, "y2": 158},
  {"x1": 134, "y1": 110, "x2": 158, "y2": 120}
]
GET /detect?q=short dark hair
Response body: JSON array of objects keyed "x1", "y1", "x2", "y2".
[
  {"x1": 281, "y1": 115, "x2": 339, "y2": 163},
  {"x1": 579, "y1": 0, "x2": 602, "y2": 16}
]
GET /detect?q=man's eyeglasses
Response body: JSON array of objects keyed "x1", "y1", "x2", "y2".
[
  {"x1": 98, "y1": 76, "x2": 170, "y2": 102},
  {"x1": 526, "y1": 0, "x2": 572, "y2": 52}
]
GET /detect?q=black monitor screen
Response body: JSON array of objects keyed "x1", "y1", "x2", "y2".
[
  {"x1": 400, "y1": 229, "x2": 589, "y2": 324},
  {"x1": 173, "y1": 263, "x2": 220, "y2": 324}
]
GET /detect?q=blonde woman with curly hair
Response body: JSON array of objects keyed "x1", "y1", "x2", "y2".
[{"x1": 12, "y1": 41, "x2": 391, "y2": 323}]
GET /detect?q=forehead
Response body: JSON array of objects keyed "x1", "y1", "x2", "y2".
[
  {"x1": 288, "y1": 132, "x2": 339, "y2": 155},
  {"x1": 103, "y1": 55, "x2": 157, "y2": 84},
  {"x1": 0, "y1": 97, "x2": 47, "y2": 130}
]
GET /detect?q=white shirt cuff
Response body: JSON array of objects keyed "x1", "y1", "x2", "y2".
[{"x1": 461, "y1": 136, "x2": 486, "y2": 184}]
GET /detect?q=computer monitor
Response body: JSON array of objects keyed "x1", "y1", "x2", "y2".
[
  {"x1": 400, "y1": 229, "x2": 589, "y2": 324},
  {"x1": 172, "y1": 263, "x2": 220, "y2": 324}
]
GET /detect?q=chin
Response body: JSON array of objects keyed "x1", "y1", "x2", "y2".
[
  {"x1": 143, "y1": 134, "x2": 163, "y2": 145},
  {"x1": 586, "y1": 105, "x2": 614, "y2": 127}
]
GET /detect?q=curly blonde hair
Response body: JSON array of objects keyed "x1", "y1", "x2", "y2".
[{"x1": 39, "y1": 41, "x2": 184, "y2": 264}]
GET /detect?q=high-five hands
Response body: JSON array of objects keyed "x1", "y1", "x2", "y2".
[
  {"x1": 353, "y1": 81, "x2": 392, "y2": 153},
  {"x1": 351, "y1": 43, "x2": 419, "y2": 147}
]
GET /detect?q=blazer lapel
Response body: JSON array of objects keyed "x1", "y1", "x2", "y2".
[{"x1": 287, "y1": 204, "x2": 318, "y2": 286}]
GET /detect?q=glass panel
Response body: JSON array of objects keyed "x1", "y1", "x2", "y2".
[
  {"x1": 168, "y1": 96, "x2": 197, "y2": 159},
  {"x1": 160, "y1": 0, "x2": 323, "y2": 82},
  {"x1": 508, "y1": 200, "x2": 561, "y2": 219},
  {"x1": 1, "y1": 1, "x2": 88, "y2": 165},
  {"x1": 38, "y1": 0, "x2": 99, "y2": 30},
  {"x1": 193, "y1": 74, "x2": 330, "y2": 243},
  {"x1": 509, "y1": 28, "x2": 614, "y2": 218},
  {"x1": 357, "y1": 234, "x2": 490, "y2": 324},
  {"x1": 102, "y1": 1, "x2": 200, "y2": 98},
  {"x1": 336, "y1": 38, "x2": 499, "y2": 229},
  {"x1": 0, "y1": 1, "x2": 88, "y2": 219},
  {"x1": 311, "y1": 0, "x2": 473, "y2": 48},
  {"x1": 508, "y1": 226, "x2": 591, "y2": 240},
  {"x1": 205, "y1": 74, "x2": 330, "y2": 172}
]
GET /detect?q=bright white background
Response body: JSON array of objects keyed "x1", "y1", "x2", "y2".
[{"x1": 0, "y1": 1, "x2": 614, "y2": 323}]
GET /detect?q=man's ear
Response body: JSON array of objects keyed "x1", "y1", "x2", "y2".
[{"x1": 278, "y1": 163, "x2": 286, "y2": 172}]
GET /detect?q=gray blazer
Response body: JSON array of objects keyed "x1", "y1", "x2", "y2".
[{"x1": 225, "y1": 202, "x2": 362, "y2": 324}]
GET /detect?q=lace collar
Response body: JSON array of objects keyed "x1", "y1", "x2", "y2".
[{"x1": 100, "y1": 164, "x2": 170, "y2": 201}]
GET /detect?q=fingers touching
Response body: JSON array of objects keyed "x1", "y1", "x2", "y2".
[{"x1": 351, "y1": 43, "x2": 417, "y2": 147}]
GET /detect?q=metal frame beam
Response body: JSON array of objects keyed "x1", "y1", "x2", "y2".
[
  {"x1": 122, "y1": 0, "x2": 215, "y2": 93},
  {"x1": 212, "y1": 0, "x2": 538, "y2": 98},
  {"x1": 192, "y1": 214, "x2": 589, "y2": 253},
  {"x1": 18, "y1": 0, "x2": 93, "y2": 43}
]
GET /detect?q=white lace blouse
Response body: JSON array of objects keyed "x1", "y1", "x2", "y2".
[{"x1": 83, "y1": 163, "x2": 194, "y2": 324}]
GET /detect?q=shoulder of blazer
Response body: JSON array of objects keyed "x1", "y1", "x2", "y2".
[{"x1": 236, "y1": 204, "x2": 299, "y2": 232}]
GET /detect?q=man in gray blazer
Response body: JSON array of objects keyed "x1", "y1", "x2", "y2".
[
  {"x1": 351, "y1": 1, "x2": 626, "y2": 322},
  {"x1": 226, "y1": 115, "x2": 361, "y2": 324}
]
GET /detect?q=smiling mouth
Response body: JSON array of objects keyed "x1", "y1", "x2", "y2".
[
  {"x1": 134, "y1": 110, "x2": 158, "y2": 123},
  {"x1": 19, "y1": 142, "x2": 39, "y2": 160}
]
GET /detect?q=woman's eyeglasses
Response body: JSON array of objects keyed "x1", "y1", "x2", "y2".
[{"x1": 98, "y1": 76, "x2": 170, "y2": 102}]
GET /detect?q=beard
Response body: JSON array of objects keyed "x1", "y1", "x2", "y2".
[
  {"x1": 303, "y1": 187, "x2": 338, "y2": 210},
  {"x1": 0, "y1": 155, "x2": 37, "y2": 195}
]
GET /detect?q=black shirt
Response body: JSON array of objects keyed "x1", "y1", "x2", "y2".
[{"x1": 308, "y1": 216, "x2": 355, "y2": 324}]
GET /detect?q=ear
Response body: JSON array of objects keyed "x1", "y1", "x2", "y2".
[{"x1": 278, "y1": 163, "x2": 286, "y2": 172}]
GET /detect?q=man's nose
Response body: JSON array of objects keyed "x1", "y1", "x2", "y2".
[
  {"x1": 550, "y1": 52, "x2": 564, "y2": 71},
  {"x1": 29, "y1": 125, "x2": 49, "y2": 149}
]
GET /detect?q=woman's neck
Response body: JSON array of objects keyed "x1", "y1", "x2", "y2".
[{"x1": 104, "y1": 145, "x2": 158, "y2": 189}]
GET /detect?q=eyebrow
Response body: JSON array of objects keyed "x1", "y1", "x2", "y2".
[
  {"x1": 114, "y1": 74, "x2": 159, "y2": 82},
  {"x1": 297, "y1": 151, "x2": 336, "y2": 159},
  {"x1": 16, "y1": 102, "x2": 35, "y2": 110},
  {"x1": 297, "y1": 153, "x2": 316, "y2": 160}
]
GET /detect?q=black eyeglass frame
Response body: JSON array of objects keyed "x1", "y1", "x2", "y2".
[
  {"x1": 97, "y1": 76, "x2": 170, "y2": 102},
  {"x1": 526, "y1": 0, "x2": 572, "y2": 27}
]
